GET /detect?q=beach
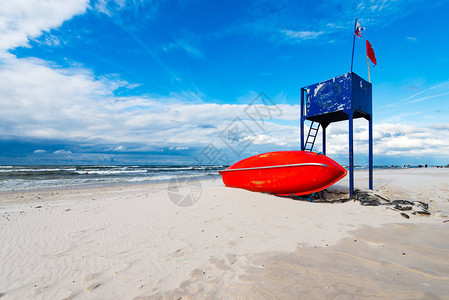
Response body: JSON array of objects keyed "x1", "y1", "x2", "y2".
[{"x1": 1, "y1": 168, "x2": 449, "y2": 299}]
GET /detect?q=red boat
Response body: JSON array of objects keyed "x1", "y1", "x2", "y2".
[{"x1": 219, "y1": 151, "x2": 347, "y2": 196}]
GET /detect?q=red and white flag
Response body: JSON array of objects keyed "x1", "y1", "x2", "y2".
[
  {"x1": 366, "y1": 40, "x2": 377, "y2": 66},
  {"x1": 355, "y1": 21, "x2": 365, "y2": 37}
]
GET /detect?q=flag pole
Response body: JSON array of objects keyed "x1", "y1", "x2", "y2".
[
  {"x1": 367, "y1": 55, "x2": 371, "y2": 83},
  {"x1": 350, "y1": 18, "x2": 357, "y2": 73}
]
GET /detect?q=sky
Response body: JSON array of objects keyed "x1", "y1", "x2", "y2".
[{"x1": 1, "y1": 0, "x2": 449, "y2": 166}]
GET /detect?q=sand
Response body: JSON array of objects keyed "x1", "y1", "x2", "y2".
[{"x1": 0, "y1": 169, "x2": 448, "y2": 299}]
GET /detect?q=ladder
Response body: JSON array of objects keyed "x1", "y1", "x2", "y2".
[{"x1": 304, "y1": 121, "x2": 320, "y2": 152}]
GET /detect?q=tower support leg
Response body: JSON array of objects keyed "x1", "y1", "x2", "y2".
[
  {"x1": 300, "y1": 89, "x2": 305, "y2": 151},
  {"x1": 369, "y1": 115, "x2": 373, "y2": 190},
  {"x1": 347, "y1": 110, "x2": 354, "y2": 197},
  {"x1": 322, "y1": 126, "x2": 326, "y2": 155}
]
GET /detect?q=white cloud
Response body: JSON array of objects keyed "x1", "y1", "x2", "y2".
[
  {"x1": 408, "y1": 91, "x2": 449, "y2": 103},
  {"x1": 93, "y1": 0, "x2": 149, "y2": 16},
  {"x1": 1, "y1": 51, "x2": 448, "y2": 160},
  {"x1": 33, "y1": 149, "x2": 47, "y2": 153},
  {"x1": 126, "y1": 83, "x2": 141, "y2": 89},
  {"x1": 321, "y1": 121, "x2": 449, "y2": 158},
  {"x1": 243, "y1": 134, "x2": 287, "y2": 146},
  {"x1": 405, "y1": 80, "x2": 449, "y2": 103},
  {"x1": 0, "y1": 47, "x2": 447, "y2": 161},
  {"x1": 237, "y1": 0, "x2": 445, "y2": 47},
  {"x1": 162, "y1": 39, "x2": 204, "y2": 58},
  {"x1": 35, "y1": 33, "x2": 62, "y2": 47},
  {"x1": 94, "y1": 0, "x2": 125, "y2": 16},
  {"x1": 0, "y1": 53, "x2": 294, "y2": 148},
  {"x1": 0, "y1": 0, "x2": 89, "y2": 51},
  {"x1": 281, "y1": 30, "x2": 324, "y2": 41},
  {"x1": 106, "y1": 145, "x2": 126, "y2": 151},
  {"x1": 54, "y1": 150, "x2": 72, "y2": 154}
]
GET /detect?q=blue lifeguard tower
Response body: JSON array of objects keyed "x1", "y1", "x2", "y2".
[{"x1": 300, "y1": 72, "x2": 373, "y2": 196}]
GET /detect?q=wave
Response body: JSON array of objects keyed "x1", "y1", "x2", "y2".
[
  {"x1": 74, "y1": 170, "x2": 148, "y2": 175},
  {"x1": 0, "y1": 165, "x2": 222, "y2": 192}
]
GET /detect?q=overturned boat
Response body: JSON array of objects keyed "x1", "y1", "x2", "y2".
[{"x1": 219, "y1": 151, "x2": 347, "y2": 196}]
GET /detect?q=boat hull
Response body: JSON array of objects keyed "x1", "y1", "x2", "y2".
[{"x1": 219, "y1": 151, "x2": 347, "y2": 196}]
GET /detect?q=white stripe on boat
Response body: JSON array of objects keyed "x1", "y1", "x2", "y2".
[{"x1": 219, "y1": 163, "x2": 328, "y2": 172}]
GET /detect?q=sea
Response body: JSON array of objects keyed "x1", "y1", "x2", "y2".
[
  {"x1": 0, "y1": 164, "x2": 427, "y2": 193},
  {"x1": 0, "y1": 165, "x2": 225, "y2": 193}
]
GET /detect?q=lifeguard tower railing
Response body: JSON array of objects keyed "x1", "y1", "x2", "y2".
[{"x1": 300, "y1": 72, "x2": 373, "y2": 196}]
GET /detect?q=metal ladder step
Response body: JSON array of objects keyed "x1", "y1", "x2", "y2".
[{"x1": 304, "y1": 121, "x2": 320, "y2": 152}]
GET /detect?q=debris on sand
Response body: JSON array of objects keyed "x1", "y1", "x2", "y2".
[
  {"x1": 277, "y1": 189, "x2": 431, "y2": 218},
  {"x1": 352, "y1": 190, "x2": 431, "y2": 217}
]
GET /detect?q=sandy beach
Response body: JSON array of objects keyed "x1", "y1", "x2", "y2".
[{"x1": 1, "y1": 168, "x2": 449, "y2": 299}]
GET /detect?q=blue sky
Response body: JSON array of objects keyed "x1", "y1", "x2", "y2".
[{"x1": 1, "y1": 0, "x2": 449, "y2": 165}]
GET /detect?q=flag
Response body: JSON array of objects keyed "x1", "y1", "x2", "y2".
[
  {"x1": 355, "y1": 21, "x2": 365, "y2": 37},
  {"x1": 366, "y1": 40, "x2": 377, "y2": 66}
]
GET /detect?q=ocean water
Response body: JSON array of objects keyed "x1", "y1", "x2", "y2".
[{"x1": 0, "y1": 165, "x2": 225, "y2": 192}]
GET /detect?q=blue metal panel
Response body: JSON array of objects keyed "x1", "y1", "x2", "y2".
[
  {"x1": 305, "y1": 73, "x2": 352, "y2": 117},
  {"x1": 304, "y1": 72, "x2": 371, "y2": 118},
  {"x1": 351, "y1": 73, "x2": 372, "y2": 115}
]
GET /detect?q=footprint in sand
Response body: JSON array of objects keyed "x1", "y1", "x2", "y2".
[
  {"x1": 85, "y1": 283, "x2": 101, "y2": 292},
  {"x1": 83, "y1": 273, "x2": 102, "y2": 292}
]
